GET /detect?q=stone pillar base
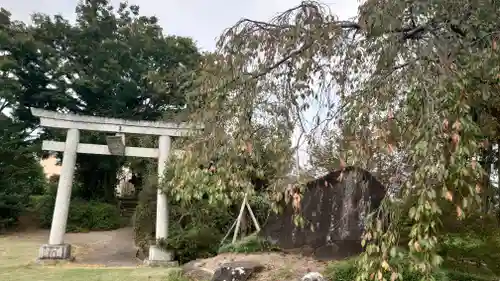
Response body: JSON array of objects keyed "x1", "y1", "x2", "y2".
[
  {"x1": 144, "y1": 259, "x2": 179, "y2": 267},
  {"x1": 145, "y1": 245, "x2": 178, "y2": 267},
  {"x1": 38, "y1": 244, "x2": 72, "y2": 260}
]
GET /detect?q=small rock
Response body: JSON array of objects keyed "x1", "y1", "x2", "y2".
[
  {"x1": 211, "y1": 261, "x2": 264, "y2": 281},
  {"x1": 182, "y1": 260, "x2": 214, "y2": 281},
  {"x1": 301, "y1": 272, "x2": 325, "y2": 281}
]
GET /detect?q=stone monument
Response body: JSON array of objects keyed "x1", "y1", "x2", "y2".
[{"x1": 262, "y1": 166, "x2": 386, "y2": 260}]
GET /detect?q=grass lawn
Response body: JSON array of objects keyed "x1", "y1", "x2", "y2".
[
  {"x1": 0, "y1": 265, "x2": 182, "y2": 281},
  {"x1": 0, "y1": 234, "x2": 182, "y2": 281}
]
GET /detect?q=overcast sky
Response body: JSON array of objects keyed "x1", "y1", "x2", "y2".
[{"x1": 1, "y1": 0, "x2": 359, "y2": 51}]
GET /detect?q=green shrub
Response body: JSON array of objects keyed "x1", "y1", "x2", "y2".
[
  {"x1": 34, "y1": 195, "x2": 121, "y2": 232},
  {"x1": 28, "y1": 195, "x2": 48, "y2": 211},
  {"x1": 132, "y1": 173, "x2": 157, "y2": 255},
  {"x1": 159, "y1": 223, "x2": 223, "y2": 264},
  {"x1": 323, "y1": 257, "x2": 496, "y2": 281},
  {"x1": 324, "y1": 258, "x2": 442, "y2": 281},
  {"x1": 162, "y1": 195, "x2": 234, "y2": 264},
  {"x1": 163, "y1": 268, "x2": 192, "y2": 281},
  {"x1": 218, "y1": 233, "x2": 279, "y2": 254},
  {"x1": 439, "y1": 215, "x2": 500, "y2": 276},
  {"x1": 323, "y1": 258, "x2": 360, "y2": 281},
  {"x1": 392, "y1": 201, "x2": 500, "y2": 279},
  {"x1": 247, "y1": 194, "x2": 272, "y2": 225},
  {"x1": 446, "y1": 271, "x2": 496, "y2": 281}
]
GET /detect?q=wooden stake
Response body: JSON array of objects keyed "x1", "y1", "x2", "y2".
[
  {"x1": 245, "y1": 200, "x2": 261, "y2": 232},
  {"x1": 220, "y1": 220, "x2": 237, "y2": 246},
  {"x1": 232, "y1": 193, "x2": 247, "y2": 243}
]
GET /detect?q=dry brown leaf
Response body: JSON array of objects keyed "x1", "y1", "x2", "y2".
[
  {"x1": 339, "y1": 158, "x2": 346, "y2": 170},
  {"x1": 443, "y1": 119, "x2": 449, "y2": 130},
  {"x1": 292, "y1": 193, "x2": 301, "y2": 212},
  {"x1": 456, "y1": 205, "x2": 463, "y2": 218},
  {"x1": 445, "y1": 190, "x2": 453, "y2": 202},
  {"x1": 451, "y1": 133, "x2": 460, "y2": 147},
  {"x1": 413, "y1": 241, "x2": 421, "y2": 252},
  {"x1": 246, "y1": 142, "x2": 253, "y2": 154}
]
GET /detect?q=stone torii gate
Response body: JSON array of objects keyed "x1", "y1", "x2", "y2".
[{"x1": 31, "y1": 108, "x2": 202, "y2": 265}]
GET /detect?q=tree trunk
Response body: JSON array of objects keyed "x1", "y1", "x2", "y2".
[{"x1": 481, "y1": 142, "x2": 493, "y2": 213}]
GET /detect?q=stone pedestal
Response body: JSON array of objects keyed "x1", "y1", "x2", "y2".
[
  {"x1": 38, "y1": 244, "x2": 72, "y2": 260},
  {"x1": 144, "y1": 245, "x2": 177, "y2": 267}
]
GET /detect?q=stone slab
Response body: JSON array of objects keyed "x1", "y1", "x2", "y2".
[
  {"x1": 35, "y1": 258, "x2": 75, "y2": 266},
  {"x1": 145, "y1": 245, "x2": 177, "y2": 267},
  {"x1": 144, "y1": 260, "x2": 179, "y2": 267},
  {"x1": 148, "y1": 245, "x2": 173, "y2": 261},
  {"x1": 38, "y1": 244, "x2": 72, "y2": 260}
]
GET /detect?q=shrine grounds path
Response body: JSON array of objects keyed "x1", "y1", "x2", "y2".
[{"x1": 0, "y1": 227, "x2": 180, "y2": 281}]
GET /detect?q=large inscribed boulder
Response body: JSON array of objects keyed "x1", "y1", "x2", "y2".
[{"x1": 262, "y1": 167, "x2": 386, "y2": 260}]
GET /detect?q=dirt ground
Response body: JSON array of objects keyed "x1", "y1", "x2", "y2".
[
  {"x1": 5, "y1": 227, "x2": 140, "y2": 267},
  {"x1": 184, "y1": 252, "x2": 328, "y2": 281}
]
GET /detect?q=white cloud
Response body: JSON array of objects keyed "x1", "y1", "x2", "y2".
[{"x1": 2, "y1": 0, "x2": 359, "y2": 51}]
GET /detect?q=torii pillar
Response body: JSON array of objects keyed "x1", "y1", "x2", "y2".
[{"x1": 31, "y1": 108, "x2": 201, "y2": 266}]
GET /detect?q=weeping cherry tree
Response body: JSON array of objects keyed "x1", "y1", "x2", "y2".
[{"x1": 163, "y1": 1, "x2": 500, "y2": 280}]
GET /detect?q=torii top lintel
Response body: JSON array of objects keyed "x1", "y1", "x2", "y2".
[{"x1": 30, "y1": 108, "x2": 203, "y2": 136}]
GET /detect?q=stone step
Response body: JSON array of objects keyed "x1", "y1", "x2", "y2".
[
  {"x1": 118, "y1": 198, "x2": 138, "y2": 219},
  {"x1": 119, "y1": 201, "x2": 138, "y2": 206},
  {"x1": 120, "y1": 204, "x2": 137, "y2": 209}
]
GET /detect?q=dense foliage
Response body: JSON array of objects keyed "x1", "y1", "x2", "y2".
[
  {"x1": 439, "y1": 215, "x2": 500, "y2": 276},
  {"x1": 325, "y1": 219, "x2": 500, "y2": 281},
  {"x1": 218, "y1": 234, "x2": 278, "y2": 254},
  {"x1": 0, "y1": 116, "x2": 47, "y2": 230},
  {"x1": 33, "y1": 194, "x2": 123, "y2": 232},
  {"x1": 324, "y1": 258, "x2": 479, "y2": 281}
]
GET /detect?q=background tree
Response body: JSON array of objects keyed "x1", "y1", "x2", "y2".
[
  {"x1": 1, "y1": 0, "x2": 201, "y2": 202},
  {"x1": 0, "y1": 115, "x2": 46, "y2": 230},
  {"x1": 0, "y1": 9, "x2": 49, "y2": 230}
]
